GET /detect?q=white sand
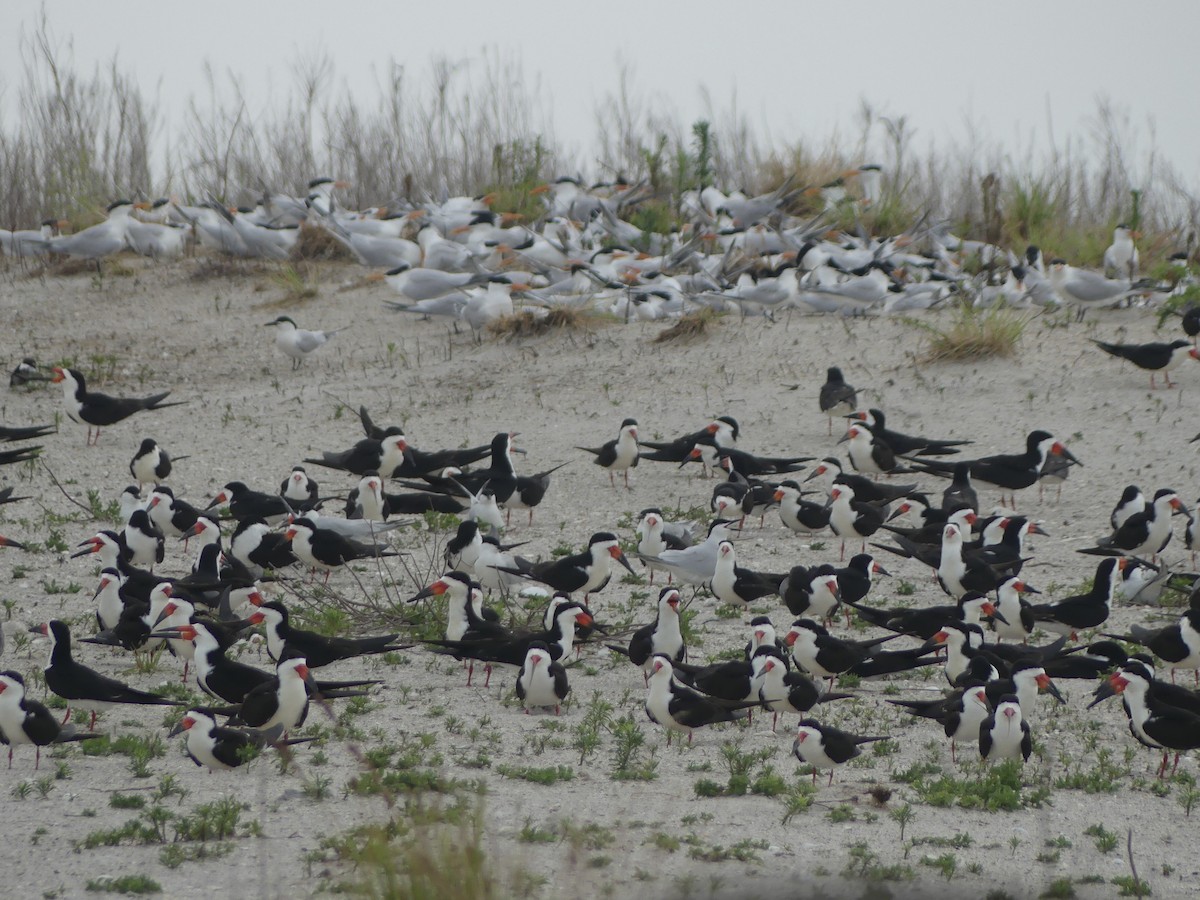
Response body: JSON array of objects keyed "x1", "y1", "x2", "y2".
[{"x1": 0, "y1": 256, "x2": 1197, "y2": 899}]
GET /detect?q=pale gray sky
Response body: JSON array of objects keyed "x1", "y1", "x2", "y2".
[{"x1": 3, "y1": 0, "x2": 1198, "y2": 186}]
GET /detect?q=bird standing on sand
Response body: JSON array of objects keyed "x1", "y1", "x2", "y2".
[
  {"x1": 819, "y1": 367, "x2": 856, "y2": 435},
  {"x1": 52, "y1": 367, "x2": 185, "y2": 446},
  {"x1": 1090, "y1": 338, "x2": 1192, "y2": 389},
  {"x1": 266, "y1": 316, "x2": 347, "y2": 369}
]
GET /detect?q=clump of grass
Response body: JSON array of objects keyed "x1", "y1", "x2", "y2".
[
  {"x1": 912, "y1": 304, "x2": 1028, "y2": 363},
  {"x1": 84, "y1": 874, "x2": 162, "y2": 894},
  {"x1": 653, "y1": 308, "x2": 720, "y2": 344},
  {"x1": 291, "y1": 223, "x2": 353, "y2": 262},
  {"x1": 488, "y1": 306, "x2": 595, "y2": 338},
  {"x1": 268, "y1": 264, "x2": 320, "y2": 302}
]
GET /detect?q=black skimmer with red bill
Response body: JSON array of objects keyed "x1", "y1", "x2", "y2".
[
  {"x1": 516, "y1": 642, "x2": 570, "y2": 714},
  {"x1": 1027, "y1": 557, "x2": 1123, "y2": 638},
  {"x1": 121, "y1": 508, "x2": 165, "y2": 569},
  {"x1": 644, "y1": 655, "x2": 751, "y2": 745},
  {"x1": 235, "y1": 657, "x2": 320, "y2": 734},
  {"x1": 839, "y1": 423, "x2": 911, "y2": 476},
  {"x1": 841, "y1": 592, "x2": 1003, "y2": 641},
  {"x1": 844, "y1": 408, "x2": 971, "y2": 456},
  {"x1": 230, "y1": 519, "x2": 299, "y2": 575},
  {"x1": 607, "y1": 587, "x2": 685, "y2": 680},
  {"x1": 304, "y1": 434, "x2": 409, "y2": 478},
  {"x1": 576, "y1": 418, "x2": 639, "y2": 488},
  {"x1": 517, "y1": 532, "x2": 634, "y2": 597},
  {"x1": 129, "y1": 438, "x2": 186, "y2": 488},
  {"x1": 906, "y1": 430, "x2": 1079, "y2": 508},
  {"x1": 284, "y1": 517, "x2": 398, "y2": 582},
  {"x1": 51, "y1": 366, "x2": 184, "y2": 445},
  {"x1": 686, "y1": 446, "x2": 810, "y2": 479},
  {"x1": 1106, "y1": 602, "x2": 1200, "y2": 683},
  {"x1": 818, "y1": 367, "x2": 856, "y2": 434},
  {"x1": 0, "y1": 670, "x2": 99, "y2": 768},
  {"x1": 33, "y1": 620, "x2": 182, "y2": 730},
  {"x1": 1089, "y1": 659, "x2": 1200, "y2": 775},
  {"x1": 773, "y1": 481, "x2": 832, "y2": 536},
  {"x1": 752, "y1": 649, "x2": 851, "y2": 732},
  {"x1": 422, "y1": 602, "x2": 592, "y2": 686},
  {"x1": 828, "y1": 483, "x2": 885, "y2": 560},
  {"x1": 708, "y1": 541, "x2": 785, "y2": 606},
  {"x1": 1090, "y1": 338, "x2": 1191, "y2": 389},
  {"x1": 793, "y1": 718, "x2": 886, "y2": 784},
  {"x1": 147, "y1": 487, "x2": 202, "y2": 541},
  {"x1": 170, "y1": 710, "x2": 311, "y2": 772},
  {"x1": 990, "y1": 576, "x2": 1040, "y2": 642},
  {"x1": 639, "y1": 416, "x2": 739, "y2": 471},
  {"x1": 280, "y1": 466, "x2": 320, "y2": 506},
  {"x1": 978, "y1": 694, "x2": 1032, "y2": 763},
  {"x1": 784, "y1": 618, "x2": 900, "y2": 683},
  {"x1": 634, "y1": 509, "x2": 697, "y2": 582},
  {"x1": 206, "y1": 481, "x2": 303, "y2": 525},
  {"x1": 803, "y1": 458, "x2": 918, "y2": 506},
  {"x1": 248, "y1": 600, "x2": 410, "y2": 668},
  {"x1": 1078, "y1": 489, "x2": 1187, "y2": 560},
  {"x1": 505, "y1": 461, "x2": 570, "y2": 526},
  {"x1": 890, "y1": 683, "x2": 991, "y2": 762},
  {"x1": 780, "y1": 565, "x2": 841, "y2": 621}
]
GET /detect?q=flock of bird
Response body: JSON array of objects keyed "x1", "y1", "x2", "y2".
[{"x1": 2, "y1": 171, "x2": 1200, "y2": 802}]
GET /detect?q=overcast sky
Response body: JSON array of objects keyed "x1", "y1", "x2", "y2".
[{"x1": 3, "y1": 0, "x2": 1198, "y2": 188}]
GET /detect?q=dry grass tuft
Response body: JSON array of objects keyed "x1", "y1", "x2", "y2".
[
  {"x1": 190, "y1": 257, "x2": 266, "y2": 281},
  {"x1": 291, "y1": 223, "x2": 354, "y2": 263},
  {"x1": 653, "y1": 308, "x2": 720, "y2": 344},
  {"x1": 265, "y1": 263, "x2": 320, "y2": 305},
  {"x1": 912, "y1": 305, "x2": 1029, "y2": 363},
  {"x1": 487, "y1": 306, "x2": 593, "y2": 338}
]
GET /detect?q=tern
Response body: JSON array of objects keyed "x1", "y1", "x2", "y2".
[{"x1": 265, "y1": 316, "x2": 347, "y2": 369}]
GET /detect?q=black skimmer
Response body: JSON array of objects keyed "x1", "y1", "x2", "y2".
[
  {"x1": 576, "y1": 418, "x2": 639, "y2": 488},
  {"x1": 752, "y1": 649, "x2": 851, "y2": 732},
  {"x1": 818, "y1": 367, "x2": 856, "y2": 434},
  {"x1": 784, "y1": 618, "x2": 899, "y2": 682},
  {"x1": 517, "y1": 532, "x2": 633, "y2": 597},
  {"x1": 845, "y1": 408, "x2": 970, "y2": 456},
  {"x1": 1027, "y1": 557, "x2": 1123, "y2": 638},
  {"x1": 843, "y1": 592, "x2": 1003, "y2": 641},
  {"x1": 0, "y1": 671, "x2": 98, "y2": 768},
  {"x1": 34, "y1": 620, "x2": 181, "y2": 730},
  {"x1": 780, "y1": 565, "x2": 842, "y2": 621},
  {"x1": 51, "y1": 366, "x2": 184, "y2": 445},
  {"x1": 285, "y1": 516, "x2": 398, "y2": 581},
  {"x1": 692, "y1": 446, "x2": 810, "y2": 479},
  {"x1": 991, "y1": 577, "x2": 1039, "y2": 642},
  {"x1": 708, "y1": 541, "x2": 785, "y2": 606},
  {"x1": 129, "y1": 438, "x2": 185, "y2": 488},
  {"x1": 1107, "y1": 604, "x2": 1200, "y2": 683},
  {"x1": 906, "y1": 431, "x2": 1079, "y2": 508},
  {"x1": 122, "y1": 508, "x2": 165, "y2": 569},
  {"x1": 229, "y1": 519, "x2": 299, "y2": 574},
  {"x1": 640, "y1": 416, "x2": 739, "y2": 468},
  {"x1": 1090, "y1": 338, "x2": 1191, "y2": 389},
  {"x1": 423, "y1": 602, "x2": 592, "y2": 686},
  {"x1": 935, "y1": 522, "x2": 1019, "y2": 598},
  {"x1": 516, "y1": 642, "x2": 570, "y2": 714},
  {"x1": 147, "y1": 487, "x2": 202, "y2": 541},
  {"x1": 304, "y1": 434, "x2": 409, "y2": 478},
  {"x1": 643, "y1": 655, "x2": 750, "y2": 745},
  {"x1": 804, "y1": 457, "x2": 918, "y2": 505},
  {"x1": 206, "y1": 481, "x2": 302, "y2": 525},
  {"x1": 607, "y1": 587, "x2": 685, "y2": 678},
  {"x1": 839, "y1": 423, "x2": 909, "y2": 476},
  {"x1": 247, "y1": 600, "x2": 410, "y2": 668},
  {"x1": 280, "y1": 466, "x2": 320, "y2": 505},
  {"x1": 1090, "y1": 660, "x2": 1200, "y2": 776},
  {"x1": 236, "y1": 657, "x2": 320, "y2": 734},
  {"x1": 505, "y1": 461, "x2": 570, "y2": 526},
  {"x1": 1078, "y1": 488, "x2": 1186, "y2": 559},
  {"x1": 793, "y1": 718, "x2": 886, "y2": 784},
  {"x1": 92, "y1": 568, "x2": 126, "y2": 632},
  {"x1": 942, "y1": 463, "x2": 978, "y2": 514},
  {"x1": 978, "y1": 695, "x2": 1032, "y2": 763},
  {"x1": 773, "y1": 481, "x2": 831, "y2": 535},
  {"x1": 170, "y1": 710, "x2": 310, "y2": 772},
  {"x1": 890, "y1": 683, "x2": 991, "y2": 762},
  {"x1": 828, "y1": 483, "x2": 884, "y2": 560},
  {"x1": 9, "y1": 358, "x2": 52, "y2": 389}
]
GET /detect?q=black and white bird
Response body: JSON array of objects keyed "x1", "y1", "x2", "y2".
[
  {"x1": 34, "y1": 620, "x2": 180, "y2": 730},
  {"x1": 280, "y1": 466, "x2": 320, "y2": 506},
  {"x1": 516, "y1": 641, "x2": 570, "y2": 715},
  {"x1": 129, "y1": 438, "x2": 184, "y2": 487},
  {"x1": 644, "y1": 655, "x2": 750, "y2": 744},
  {"x1": 9, "y1": 357, "x2": 51, "y2": 389},
  {"x1": 265, "y1": 315, "x2": 347, "y2": 369},
  {"x1": 0, "y1": 670, "x2": 97, "y2": 768},
  {"x1": 169, "y1": 709, "x2": 310, "y2": 772},
  {"x1": 285, "y1": 517, "x2": 398, "y2": 581},
  {"x1": 792, "y1": 718, "x2": 886, "y2": 784},
  {"x1": 608, "y1": 587, "x2": 686, "y2": 678},
  {"x1": 52, "y1": 366, "x2": 185, "y2": 445},
  {"x1": 248, "y1": 600, "x2": 409, "y2": 668},
  {"x1": 978, "y1": 694, "x2": 1032, "y2": 763},
  {"x1": 577, "y1": 418, "x2": 639, "y2": 488}
]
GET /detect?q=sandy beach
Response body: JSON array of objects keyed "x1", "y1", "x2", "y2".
[{"x1": 0, "y1": 254, "x2": 1197, "y2": 900}]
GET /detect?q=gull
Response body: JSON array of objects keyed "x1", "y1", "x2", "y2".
[{"x1": 265, "y1": 316, "x2": 347, "y2": 369}]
